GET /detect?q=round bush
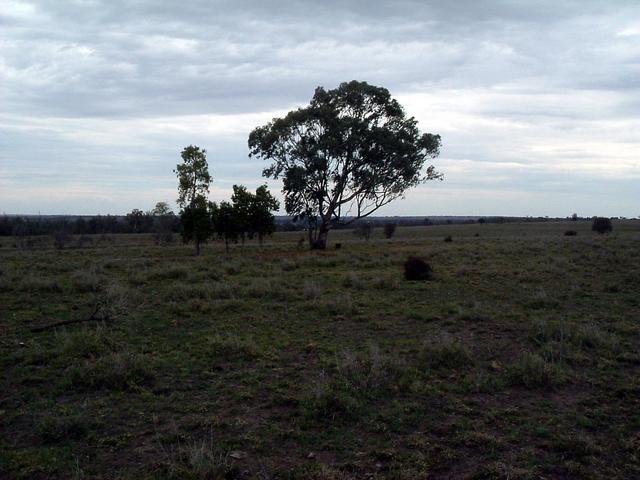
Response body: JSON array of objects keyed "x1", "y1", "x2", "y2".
[{"x1": 404, "y1": 256, "x2": 432, "y2": 281}]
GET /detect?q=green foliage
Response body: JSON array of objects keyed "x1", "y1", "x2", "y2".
[
  {"x1": 252, "y1": 184, "x2": 280, "y2": 242},
  {"x1": 175, "y1": 146, "x2": 214, "y2": 254},
  {"x1": 230, "y1": 185, "x2": 253, "y2": 243},
  {"x1": 174, "y1": 145, "x2": 212, "y2": 208},
  {"x1": 249, "y1": 80, "x2": 442, "y2": 249},
  {"x1": 230, "y1": 184, "x2": 279, "y2": 244},
  {"x1": 151, "y1": 201, "x2": 173, "y2": 216},
  {"x1": 212, "y1": 184, "x2": 279, "y2": 249},
  {"x1": 180, "y1": 195, "x2": 214, "y2": 255},
  {"x1": 210, "y1": 201, "x2": 238, "y2": 252}
]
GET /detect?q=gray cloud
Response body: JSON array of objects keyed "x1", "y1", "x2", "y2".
[{"x1": 1, "y1": 0, "x2": 639, "y2": 215}]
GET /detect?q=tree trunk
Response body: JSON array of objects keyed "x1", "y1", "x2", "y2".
[
  {"x1": 195, "y1": 239, "x2": 201, "y2": 256},
  {"x1": 307, "y1": 225, "x2": 314, "y2": 248},
  {"x1": 311, "y1": 223, "x2": 329, "y2": 250}
]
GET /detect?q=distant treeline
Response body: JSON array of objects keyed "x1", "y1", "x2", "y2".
[
  {"x1": 0, "y1": 214, "x2": 578, "y2": 237},
  {"x1": 0, "y1": 214, "x2": 179, "y2": 236}
]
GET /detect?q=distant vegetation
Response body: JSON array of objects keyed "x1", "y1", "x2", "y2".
[
  {"x1": 0, "y1": 214, "x2": 623, "y2": 241},
  {"x1": 592, "y1": 216, "x2": 613, "y2": 234}
]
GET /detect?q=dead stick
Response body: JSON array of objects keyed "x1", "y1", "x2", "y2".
[{"x1": 30, "y1": 304, "x2": 105, "y2": 333}]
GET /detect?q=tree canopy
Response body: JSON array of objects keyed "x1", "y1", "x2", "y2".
[
  {"x1": 248, "y1": 80, "x2": 441, "y2": 249},
  {"x1": 175, "y1": 145, "x2": 212, "y2": 209}
]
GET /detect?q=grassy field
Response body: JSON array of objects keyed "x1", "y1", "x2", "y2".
[{"x1": 1, "y1": 221, "x2": 639, "y2": 479}]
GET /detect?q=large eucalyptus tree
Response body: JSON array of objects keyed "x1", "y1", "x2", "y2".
[{"x1": 249, "y1": 81, "x2": 442, "y2": 249}]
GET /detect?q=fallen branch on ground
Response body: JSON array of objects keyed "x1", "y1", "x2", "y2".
[{"x1": 30, "y1": 303, "x2": 107, "y2": 333}]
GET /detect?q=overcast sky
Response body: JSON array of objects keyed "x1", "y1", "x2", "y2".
[{"x1": 1, "y1": 0, "x2": 639, "y2": 217}]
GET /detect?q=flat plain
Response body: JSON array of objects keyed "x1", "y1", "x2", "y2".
[{"x1": 1, "y1": 221, "x2": 639, "y2": 479}]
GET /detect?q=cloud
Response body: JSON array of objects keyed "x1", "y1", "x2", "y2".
[{"x1": 1, "y1": 0, "x2": 639, "y2": 215}]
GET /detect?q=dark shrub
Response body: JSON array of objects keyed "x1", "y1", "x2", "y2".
[
  {"x1": 592, "y1": 217, "x2": 612, "y2": 234},
  {"x1": 564, "y1": 230, "x2": 578, "y2": 236},
  {"x1": 383, "y1": 222, "x2": 397, "y2": 239},
  {"x1": 404, "y1": 256, "x2": 432, "y2": 281},
  {"x1": 474, "y1": 233, "x2": 480, "y2": 237},
  {"x1": 444, "y1": 235, "x2": 453, "y2": 243},
  {"x1": 335, "y1": 243, "x2": 342, "y2": 249}
]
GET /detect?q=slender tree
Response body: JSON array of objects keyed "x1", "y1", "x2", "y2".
[
  {"x1": 249, "y1": 80, "x2": 442, "y2": 249},
  {"x1": 174, "y1": 145, "x2": 213, "y2": 255},
  {"x1": 175, "y1": 145, "x2": 212, "y2": 207}
]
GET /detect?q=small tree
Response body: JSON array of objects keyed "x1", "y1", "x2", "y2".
[
  {"x1": 151, "y1": 201, "x2": 176, "y2": 245},
  {"x1": 126, "y1": 209, "x2": 144, "y2": 233},
  {"x1": 249, "y1": 80, "x2": 442, "y2": 249},
  {"x1": 571, "y1": 213, "x2": 579, "y2": 221},
  {"x1": 383, "y1": 221, "x2": 397, "y2": 239},
  {"x1": 251, "y1": 185, "x2": 280, "y2": 244},
  {"x1": 211, "y1": 201, "x2": 239, "y2": 253},
  {"x1": 181, "y1": 196, "x2": 213, "y2": 255},
  {"x1": 174, "y1": 145, "x2": 213, "y2": 255},
  {"x1": 353, "y1": 222, "x2": 373, "y2": 241},
  {"x1": 592, "y1": 217, "x2": 612, "y2": 234},
  {"x1": 230, "y1": 185, "x2": 254, "y2": 244},
  {"x1": 229, "y1": 184, "x2": 280, "y2": 246}
]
